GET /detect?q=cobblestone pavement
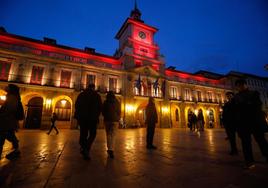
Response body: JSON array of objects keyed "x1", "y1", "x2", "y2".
[{"x1": 0, "y1": 128, "x2": 268, "y2": 188}]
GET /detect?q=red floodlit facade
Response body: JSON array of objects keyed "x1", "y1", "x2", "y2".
[{"x1": 0, "y1": 4, "x2": 231, "y2": 130}]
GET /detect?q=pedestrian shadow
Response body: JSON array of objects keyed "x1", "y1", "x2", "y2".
[{"x1": 0, "y1": 160, "x2": 16, "y2": 187}]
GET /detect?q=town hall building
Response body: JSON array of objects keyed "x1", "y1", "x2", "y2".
[{"x1": 0, "y1": 4, "x2": 232, "y2": 129}]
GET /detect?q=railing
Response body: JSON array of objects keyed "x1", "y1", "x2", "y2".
[
  {"x1": 134, "y1": 93, "x2": 163, "y2": 98},
  {"x1": 167, "y1": 76, "x2": 229, "y2": 89},
  {"x1": 169, "y1": 96, "x2": 182, "y2": 101},
  {"x1": 1, "y1": 74, "x2": 122, "y2": 94},
  {"x1": 168, "y1": 96, "x2": 222, "y2": 104}
]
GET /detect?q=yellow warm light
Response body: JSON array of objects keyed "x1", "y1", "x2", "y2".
[
  {"x1": 194, "y1": 109, "x2": 198, "y2": 115},
  {"x1": 61, "y1": 99, "x2": 67, "y2": 106},
  {"x1": 0, "y1": 95, "x2": 6, "y2": 101},
  {"x1": 162, "y1": 107, "x2": 169, "y2": 113},
  {"x1": 206, "y1": 110, "x2": 210, "y2": 115},
  {"x1": 139, "y1": 110, "x2": 143, "y2": 114},
  {"x1": 45, "y1": 98, "x2": 52, "y2": 110},
  {"x1": 126, "y1": 104, "x2": 135, "y2": 113},
  {"x1": 46, "y1": 99, "x2": 52, "y2": 105}
]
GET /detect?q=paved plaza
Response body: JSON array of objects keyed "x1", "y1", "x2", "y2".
[{"x1": 0, "y1": 128, "x2": 268, "y2": 188}]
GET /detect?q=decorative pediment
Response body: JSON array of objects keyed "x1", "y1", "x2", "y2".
[{"x1": 131, "y1": 65, "x2": 161, "y2": 77}]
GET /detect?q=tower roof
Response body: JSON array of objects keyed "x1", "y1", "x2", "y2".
[{"x1": 130, "y1": 0, "x2": 142, "y2": 21}]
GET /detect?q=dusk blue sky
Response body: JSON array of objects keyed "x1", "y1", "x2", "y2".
[{"x1": 1, "y1": 0, "x2": 268, "y2": 77}]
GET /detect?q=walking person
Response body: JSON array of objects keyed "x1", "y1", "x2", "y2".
[
  {"x1": 188, "y1": 111, "x2": 193, "y2": 131},
  {"x1": 234, "y1": 79, "x2": 268, "y2": 169},
  {"x1": 74, "y1": 84, "x2": 102, "y2": 160},
  {"x1": 145, "y1": 97, "x2": 158, "y2": 149},
  {"x1": 47, "y1": 112, "x2": 59, "y2": 135},
  {"x1": 222, "y1": 92, "x2": 238, "y2": 155},
  {"x1": 196, "y1": 109, "x2": 205, "y2": 131},
  {"x1": 102, "y1": 91, "x2": 121, "y2": 158},
  {"x1": 0, "y1": 84, "x2": 23, "y2": 160}
]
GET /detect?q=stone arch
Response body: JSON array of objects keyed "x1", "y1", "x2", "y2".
[
  {"x1": 52, "y1": 95, "x2": 73, "y2": 129},
  {"x1": 195, "y1": 107, "x2": 206, "y2": 129},
  {"x1": 185, "y1": 106, "x2": 195, "y2": 126},
  {"x1": 24, "y1": 96, "x2": 44, "y2": 129},
  {"x1": 170, "y1": 103, "x2": 181, "y2": 128},
  {"x1": 206, "y1": 107, "x2": 216, "y2": 128},
  {"x1": 22, "y1": 92, "x2": 45, "y2": 106},
  {"x1": 135, "y1": 102, "x2": 148, "y2": 127}
]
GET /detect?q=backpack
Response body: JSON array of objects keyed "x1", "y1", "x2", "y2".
[{"x1": 16, "y1": 100, "x2": 25, "y2": 120}]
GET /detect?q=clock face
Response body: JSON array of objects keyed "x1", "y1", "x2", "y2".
[{"x1": 138, "y1": 31, "x2": 146, "y2": 39}]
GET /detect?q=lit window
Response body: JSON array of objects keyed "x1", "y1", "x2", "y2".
[
  {"x1": 109, "y1": 77, "x2": 117, "y2": 93},
  {"x1": 0, "y1": 61, "x2": 11, "y2": 81},
  {"x1": 197, "y1": 91, "x2": 202, "y2": 101},
  {"x1": 60, "y1": 70, "x2": 72, "y2": 88},
  {"x1": 30, "y1": 66, "x2": 44, "y2": 84},
  {"x1": 170, "y1": 86, "x2": 177, "y2": 99},
  {"x1": 185, "y1": 89, "x2": 190, "y2": 101},
  {"x1": 207, "y1": 92, "x2": 213, "y2": 102},
  {"x1": 86, "y1": 74, "x2": 96, "y2": 86}
]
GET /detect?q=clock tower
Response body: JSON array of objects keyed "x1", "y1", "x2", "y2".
[{"x1": 115, "y1": 1, "x2": 165, "y2": 73}]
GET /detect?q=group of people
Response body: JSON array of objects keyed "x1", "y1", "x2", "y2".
[
  {"x1": 188, "y1": 109, "x2": 205, "y2": 132},
  {"x1": 74, "y1": 84, "x2": 158, "y2": 160},
  {"x1": 1, "y1": 80, "x2": 268, "y2": 170},
  {"x1": 222, "y1": 79, "x2": 268, "y2": 169}
]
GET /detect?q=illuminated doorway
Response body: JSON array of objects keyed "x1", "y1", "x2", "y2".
[
  {"x1": 54, "y1": 99, "x2": 72, "y2": 128},
  {"x1": 25, "y1": 97, "x2": 43, "y2": 129},
  {"x1": 207, "y1": 108, "x2": 215, "y2": 128}
]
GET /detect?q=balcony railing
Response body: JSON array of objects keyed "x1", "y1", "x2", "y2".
[
  {"x1": 134, "y1": 92, "x2": 163, "y2": 98},
  {"x1": 169, "y1": 96, "x2": 182, "y2": 101},
  {"x1": 168, "y1": 96, "x2": 222, "y2": 104},
  {"x1": 2, "y1": 74, "x2": 121, "y2": 94}
]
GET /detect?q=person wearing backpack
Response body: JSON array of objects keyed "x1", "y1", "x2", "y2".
[
  {"x1": 234, "y1": 79, "x2": 268, "y2": 169},
  {"x1": 102, "y1": 91, "x2": 121, "y2": 158},
  {"x1": 0, "y1": 84, "x2": 23, "y2": 160}
]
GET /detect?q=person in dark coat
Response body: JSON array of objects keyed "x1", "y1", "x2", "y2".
[
  {"x1": 197, "y1": 109, "x2": 205, "y2": 131},
  {"x1": 145, "y1": 97, "x2": 158, "y2": 149},
  {"x1": 47, "y1": 112, "x2": 59, "y2": 135},
  {"x1": 102, "y1": 91, "x2": 121, "y2": 158},
  {"x1": 188, "y1": 111, "x2": 193, "y2": 131},
  {"x1": 188, "y1": 111, "x2": 197, "y2": 131},
  {"x1": 0, "y1": 84, "x2": 21, "y2": 160},
  {"x1": 234, "y1": 79, "x2": 268, "y2": 169},
  {"x1": 74, "y1": 84, "x2": 102, "y2": 160},
  {"x1": 222, "y1": 92, "x2": 238, "y2": 155},
  {"x1": 192, "y1": 112, "x2": 197, "y2": 131}
]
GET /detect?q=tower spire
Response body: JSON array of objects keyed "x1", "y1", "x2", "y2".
[{"x1": 130, "y1": 0, "x2": 142, "y2": 21}]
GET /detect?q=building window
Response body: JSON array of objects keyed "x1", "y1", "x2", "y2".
[
  {"x1": 207, "y1": 92, "x2": 213, "y2": 102},
  {"x1": 152, "y1": 85, "x2": 161, "y2": 97},
  {"x1": 60, "y1": 70, "x2": 72, "y2": 88},
  {"x1": 109, "y1": 77, "x2": 117, "y2": 93},
  {"x1": 185, "y1": 89, "x2": 190, "y2": 101},
  {"x1": 197, "y1": 91, "x2": 202, "y2": 101},
  {"x1": 54, "y1": 99, "x2": 71, "y2": 121},
  {"x1": 30, "y1": 66, "x2": 44, "y2": 85},
  {"x1": 170, "y1": 86, "x2": 178, "y2": 99},
  {"x1": 0, "y1": 61, "x2": 11, "y2": 81},
  {"x1": 86, "y1": 74, "x2": 96, "y2": 86},
  {"x1": 217, "y1": 93, "x2": 222, "y2": 103}
]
